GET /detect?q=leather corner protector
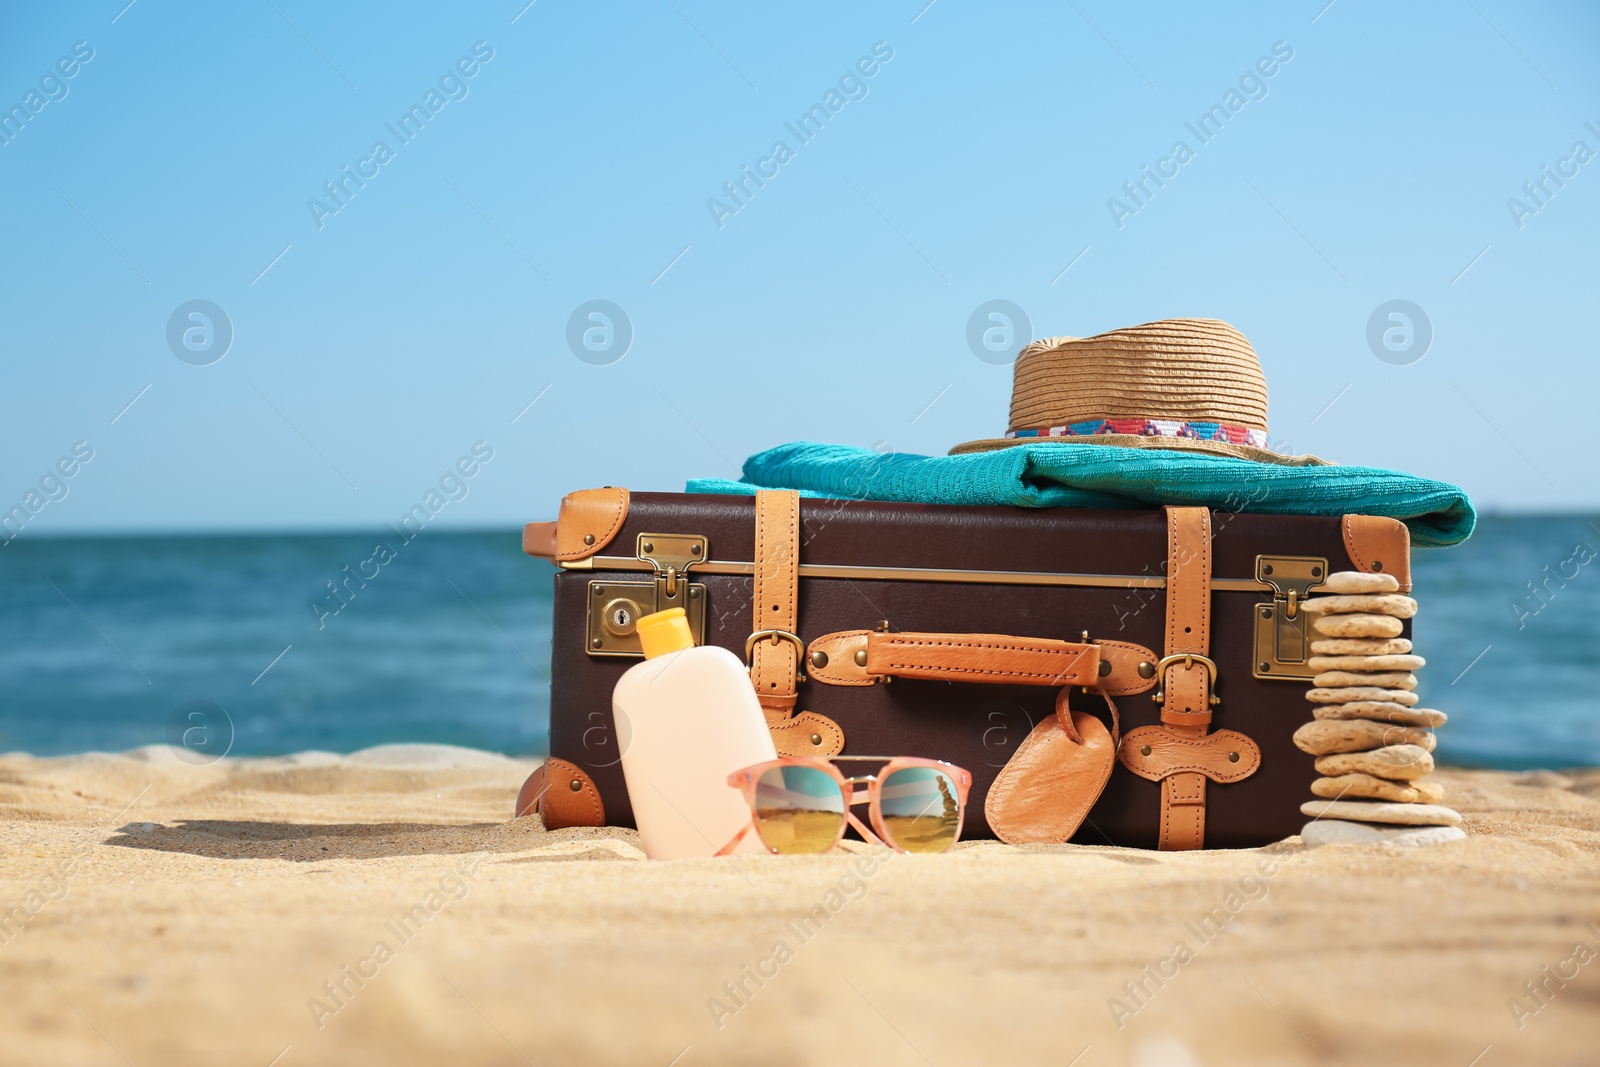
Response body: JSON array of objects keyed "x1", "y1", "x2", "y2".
[
  {"x1": 1341, "y1": 514, "x2": 1412, "y2": 593},
  {"x1": 538, "y1": 757, "x2": 606, "y2": 828},
  {"x1": 1092, "y1": 639, "x2": 1160, "y2": 695},
  {"x1": 805, "y1": 631, "x2": 875, "y2": 686},
  {"x1": 522, "y1": 521, "x2": 559, "y2": 559},
  {"x1": 1118, "y1": 727, "x2": 1261, "y2": 784},
  {"x1": 514, "y1": 765, "x2": 546, "y2": 817},
  {"x1": 555, "y1": 487, "x2": 630, "y2": 562}
]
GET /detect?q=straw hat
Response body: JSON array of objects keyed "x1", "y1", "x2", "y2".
[{"x1": 951, "y1": 318, "x2": 1322, "y2": 466}]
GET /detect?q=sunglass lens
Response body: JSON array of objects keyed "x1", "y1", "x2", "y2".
[
  {"x1": 878, "y1": 767, "x2": 962, "y2": 853},
  {"x1": 752, "y1": 766, "x2": 844, "y2": 854}
]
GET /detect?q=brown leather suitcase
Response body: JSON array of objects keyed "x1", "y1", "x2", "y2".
[{"x1": 523, "y1": 487, "x2": 1412, "y2": 849}]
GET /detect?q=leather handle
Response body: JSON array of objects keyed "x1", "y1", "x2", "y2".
[
  {"x1": 522, "y1": 521, "x2": 558, "y2": 559},
  {"x1": 805, "y1": 630, "x2": 1098, "y2": 687},
  {"x1": 807, "y1": 630, "x2": 1159, "y2": 693},
  {"x1": 868, "y1": 631, "x2": 1099, "y2": 686}
]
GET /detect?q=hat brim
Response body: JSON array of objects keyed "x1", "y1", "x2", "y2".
[{"x1": 948, "y1": 433, "x2": 1327, "y2": 466}]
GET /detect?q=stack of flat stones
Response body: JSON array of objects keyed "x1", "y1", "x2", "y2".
[{"x1": 1290, "y1": 571, "x2": 1466, "y2": 847}]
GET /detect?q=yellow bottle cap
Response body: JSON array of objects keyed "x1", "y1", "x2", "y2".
[{"x1": 636, "y1": 607, "x2": 695, "y2": 659}]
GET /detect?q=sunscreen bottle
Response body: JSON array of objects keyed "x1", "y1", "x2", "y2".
[{"x1": 615, "y1": 608, "x2": 777, "y2": 859}]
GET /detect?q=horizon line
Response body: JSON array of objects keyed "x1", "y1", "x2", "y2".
[{"x1": 3, "y1": 506, "x2": 1597, "y2": 544}]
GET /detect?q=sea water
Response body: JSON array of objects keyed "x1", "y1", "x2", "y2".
[
  {"x1": 0, "y1": 531, "x2": 552, "y2": 757},
  {"x1": 0, "y1": 517, "x2": 1595, "y2": 768}
]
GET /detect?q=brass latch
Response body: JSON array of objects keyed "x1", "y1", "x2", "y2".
[
  {"x1": 1252, "y1": 554, "x2": 1327, "y2": 681},
  {"x1": 585, "y1": 533, "x2": 708, "y2": 657}
]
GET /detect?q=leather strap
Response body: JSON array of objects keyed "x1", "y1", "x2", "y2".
[
  {"x1": 806, "y1": 630, "x2": 1158, "y2": 695},
  {"x1": 1118, "y1": 505, "x2": 1260, "y2": 848},
  {"x1": 751, "y1": 489, "x2": 801, "y2": 719},
  {"x1": 1158, "y1": 507, "x2": 1212, "y2": 850},
  {"x1": 1059, "y1": 686, "x2": 1122, "y2": 745},
  {"x1": 748, "y1": 490, "x2": 845, "y2": 756}
]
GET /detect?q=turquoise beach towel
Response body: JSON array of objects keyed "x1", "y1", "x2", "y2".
[{"x1": 687, "y1": 441, "x2": 1475, "y2": 547}]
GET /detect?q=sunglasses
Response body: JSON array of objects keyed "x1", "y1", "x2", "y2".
[{"x1": 716, "y1": 756, "x2": 973, "y2": 856}]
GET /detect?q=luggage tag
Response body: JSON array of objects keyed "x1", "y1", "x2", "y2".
[{"x1": 985, "y1": 687, "x2": 1119, "y2": 845}]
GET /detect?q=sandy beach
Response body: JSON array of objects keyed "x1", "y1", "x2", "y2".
[{"x1": 2, "y1": 745, "x2": 1597, "y2": 1066}]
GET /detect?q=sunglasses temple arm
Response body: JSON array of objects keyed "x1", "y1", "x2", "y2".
[
  {"x1": 846, "y1": 810, "x2": 887, "y2": 850},
  {"x1": 714, "y1": 821, "x2": 753, "y2": 858}
]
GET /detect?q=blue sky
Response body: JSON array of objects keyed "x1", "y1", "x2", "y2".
[{"x1": 2, "y1": 0, "x2": 1597, "y2": 535}]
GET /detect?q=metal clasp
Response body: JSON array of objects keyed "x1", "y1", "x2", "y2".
[
  {"x1": 584, "y1": 532, "x2": 709, "y2": 657},
  {"x1": 1151, "y1": 653, "x2": 1220, "y2": 707},
  {"x1": 744, "y1": 628, "x2": 807, "y2": 683},
  {"x1": 1252, "y1": 554, "x2": 1328, "y2": 680},
  {"x1": 637, "y1": 533, "x2": 705, "y2": 601}
]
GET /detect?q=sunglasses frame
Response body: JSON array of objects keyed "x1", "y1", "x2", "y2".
[{"x1": 716, "y1": 755, "x2": 973, "y2": 856}]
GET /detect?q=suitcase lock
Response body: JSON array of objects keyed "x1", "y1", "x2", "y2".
[
  {"x1": 584, "y1": 533, "x2": 708, "y2": 657},
  {"x1": 1251, "y1": 554, "x2": 1327, "y2": 681}
]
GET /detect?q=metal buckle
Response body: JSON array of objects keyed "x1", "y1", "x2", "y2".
[
  {"x1": 1151, "y1": 652, "x2": 1220, "y2": 707},
  {"x1": 744, "y1": 629, "x2": 807, "y2": 683}
]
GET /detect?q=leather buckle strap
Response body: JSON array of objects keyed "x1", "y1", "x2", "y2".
[
  {"x1": 749, "y1": 490, "x2": 845, "y2": 757},
  {"x1": 1159, "y1": 507, "x2": 1214, "y2": 727},
  {"x1": 1159, "y1": 506, "x2": 1213, "y2": 851},
  {"x1": 1152, "y1": 652, "x2": 1219, "y2": 731},
  {"x1": 743, "y1": 629, "x2": 806, "y2": 676},
  {"x1": 751, "y1": 490, "x2": 802, "y2": 717},
  {"x1": 1121, "y1": 505, "x2": 1260, "y2": 850},
  {"x1": 1154, "y1": 652, "x2": 1216, "y2": 685},
  {"x1": 1116, "y1": 505, "x2": 1223, "y2": 851}
]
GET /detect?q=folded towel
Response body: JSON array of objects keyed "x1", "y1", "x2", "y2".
[{"x1": 687, "y1": 441, "x2": 1475, "y2": 547}]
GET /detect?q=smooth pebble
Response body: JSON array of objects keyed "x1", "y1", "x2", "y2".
[
  {"x1": 1293, "y1": 719, "x2": 1435, "y2": 756},
  {"x1": 1310, "y1": 637, "x2": 1413, "y2": 656},
  {"x1": 1306, "y1": 686, "x2": 1421, "y2": 706},
  {"x1": 1302, "y1": 594, "x2": 1418, "y2": 618},
  {"x1": 1311, "y1": 773, "x2": 1445, "y2": 804},
  {"x1": 1314, "y1": 745, "x2": 1434, "y2": 780},
  {"x1": 1311, "y1": 670, "x2": 1418, "y2": 690},
  {"x1": 1301, "y1": 820, "x2": 1465, "y2": 847},
  {"x1": 1313, "y1": 614, "x2": 1405, "y2": 638},
  {"x1": 1311, "y1": 703, "x2": 1447, "y2": 727},
  {"x1": 1307, "y1": 654, "x2": 1426, "y2": 672},
  {"x1": 1300, "y1": 800, "x2": 1462, "y2": 826},
  {"x1": 1319, "y1": 572, "x2": 1401, "y2": 594}
]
